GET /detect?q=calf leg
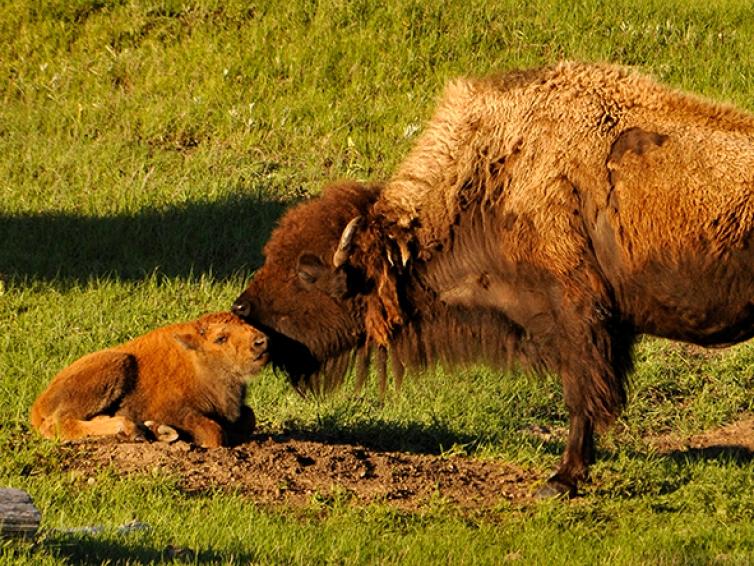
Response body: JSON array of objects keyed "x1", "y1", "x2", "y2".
[
  {"x1": 179, "y1": 412, "x2": 226, "y2": 448},
  {"x1": 31, "y1": 351, "x2": 137, "y2": 440},
  {"x1": 40, "y1": 414, "x2": 141, "y2": 441},
  {"x1": 143, "y1": 421, "x2": 180, "y2": 443},
  {"x1": 223, "y1": 405, "x2": 257, "y2": 446}
]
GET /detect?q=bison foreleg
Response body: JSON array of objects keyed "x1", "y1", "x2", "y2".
[
  {"x1": 539, "y1": 412, "x2": 595, "y2": 498},
  {"x1": 179, "y1": 412, "x2": 226, "y2": 448},
  {"x1": 538, "y1": 312, "x2": 632, "y2": 498}
]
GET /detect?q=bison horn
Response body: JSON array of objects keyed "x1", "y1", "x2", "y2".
[{"x1": 333, "y1": 216, "x2": 363, "y2": 268}]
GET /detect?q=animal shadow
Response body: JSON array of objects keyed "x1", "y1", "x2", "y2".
[
  {"x1": 0, "y1": 191, "x2": 293, "y2": 283},
  {"x1": 663, "y1": 444, "x2": 754, "y2": 465},
  {"x1": 264, "y1": 417, "x2": 484, "y2": 456},
  {"x1": 46, "y1": 534, "x2": 252, "y2": 565}
]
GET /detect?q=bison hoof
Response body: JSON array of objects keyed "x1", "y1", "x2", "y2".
[
  {"x1": 534, "y1": 477, "x2": 577, "y2": 499},
  {"x1": 131, "y1": 430, "x2": 148, "y2": 443}
]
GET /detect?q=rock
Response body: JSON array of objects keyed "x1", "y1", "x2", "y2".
[{"x1": 0, "y1": 488, "x2": 41, "y2": 539}]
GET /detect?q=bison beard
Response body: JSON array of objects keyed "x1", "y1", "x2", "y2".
[{"x1": 234, "y1": 61, "x2": 754, "y2": 496}]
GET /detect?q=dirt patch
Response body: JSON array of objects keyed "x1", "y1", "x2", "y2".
[
  {"x1": 60, "y1": 433, "x2": 539, "y2": 510},
  {"x1": 650, "y1": 416, "x2": 754, "y2": 457},
  {"x1": 59, "y1": 416, "x2": 754, "y2": 510}
]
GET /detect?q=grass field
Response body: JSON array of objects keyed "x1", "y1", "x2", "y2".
[{"x1": 3, "y1": 0, "x2": 754, "y2": 563}]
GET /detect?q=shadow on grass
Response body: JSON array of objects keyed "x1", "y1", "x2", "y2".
[
  {"x1": 307, "y1": 429, "x2": 754, "y2": 465},
  {"x1": 589, "y1": 443, "x2": 754, "y2": 499},
  {"x1": 0, "y1": 191, "x2": 293, "y2": 283},
  {"x1": 663, "y1": 444, "x2": 754, "y2": 464},
  {"x1": 46, "y1": 535, "x2": 255, "y2": 565},
  {"x1": 261, "y1": 417, "x2": 492, "y2": 456}
]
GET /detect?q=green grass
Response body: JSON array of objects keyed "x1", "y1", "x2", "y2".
[{"x1": 3, "y1": 0, "x2": 754, "y2": 563}]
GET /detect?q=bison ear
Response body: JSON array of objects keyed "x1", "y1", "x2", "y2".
[
  {"x1": 297, "y1": 252, "x2": 351, "y2": 298},
  {"x1": 173, "y1": 332, "x2": 202, "y2": 351},
  {"x1": 296, "y1": 253, "x2": 328, "y2": 285}
]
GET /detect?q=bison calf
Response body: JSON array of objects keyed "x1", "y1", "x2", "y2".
[{"x1": 31, "y1": 312, "x2": 268, "y2": 448}]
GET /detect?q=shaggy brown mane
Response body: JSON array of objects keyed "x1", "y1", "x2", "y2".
[
  {"x1": 291, "y1": 304, "x2": 532, "y2": 399},
  {"x1": 296, "y1": 199, "x2": 632, "y2": 431}
]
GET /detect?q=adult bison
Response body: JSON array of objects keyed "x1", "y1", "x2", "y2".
[{"x1": 233, "y1": 61, "x2": 754, "y2": 496}]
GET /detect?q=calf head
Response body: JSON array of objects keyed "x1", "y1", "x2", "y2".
[{"x1": 174, "y1": 312, "x2": 269, "y2": 378}]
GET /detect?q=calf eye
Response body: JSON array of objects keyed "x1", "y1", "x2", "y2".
[{"x1": 214, "y1": 335, "x2": 228, "y2": 344}]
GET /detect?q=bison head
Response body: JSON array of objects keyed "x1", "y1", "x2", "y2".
[{"x1": 232, "y1": 181, "x2": 394, "y2": 390}]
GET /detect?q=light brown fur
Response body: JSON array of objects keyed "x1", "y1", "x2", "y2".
[
  {"x1": 31, "y1": 312, "x2": 268, "y2": 447},
  {"x1": 376, "y1": 61, "x2": 754, "y2": 345},
  {"x1": 371, "y1": 61, "x2": 754, "y2": 492},
  {"x1": 380, "y1": 61, "x2": 754, "y2": 261}
]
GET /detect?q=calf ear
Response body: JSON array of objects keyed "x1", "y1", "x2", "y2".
[
  {"x1": 173, "y1": 332, "x2": 202, "y2": 351},
  {"x1": 296, "y1": 253, "x2": 328, "y2": 285}
]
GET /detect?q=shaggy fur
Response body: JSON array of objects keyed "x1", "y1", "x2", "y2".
[
  {"x1": 233, "y1": 61, "x2": 754, "y2": 494},
  {"x1": 31, "y1": 312, "x2": 268, "y2": 447}
]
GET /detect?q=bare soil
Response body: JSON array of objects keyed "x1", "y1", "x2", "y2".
[
  {"x1": 649, "y1": 416, "x2": 754, "y2": 457},
  {"x1": 61, "y1": 432, "x2": 539, "y2": 510},
  {"x1": 60, "y1": 416, "x2": 754, "y2": 511}
]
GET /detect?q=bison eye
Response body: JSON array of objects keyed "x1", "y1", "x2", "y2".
[
  {"x1": 214, "y1": 334, "x2": 228, "y2": 344},
  {"x1": 298, "y1": 270, "x2": 317, "y2": 285},
  {"x1": 296, "y1": 252, "x2": 327, "y2": 286}
]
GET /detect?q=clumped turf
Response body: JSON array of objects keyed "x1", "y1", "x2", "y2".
[{"x1": 3, "y1": 0, "x2": 754, "y2": 563}]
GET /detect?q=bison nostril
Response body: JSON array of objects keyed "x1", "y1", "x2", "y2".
[{"x1": 232, "y1": 300, "x2": 251, "y2": 318}]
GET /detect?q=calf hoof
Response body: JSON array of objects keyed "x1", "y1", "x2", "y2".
[
  {"x1": 156, "y1": 425, "x2": 180, "y2": 443},
  {"x1": 535, "y1": 477, "x2": 577, "y2": 499},
  {"x1": 144, "y1": 421, "x2": 180, "y2": 444}
]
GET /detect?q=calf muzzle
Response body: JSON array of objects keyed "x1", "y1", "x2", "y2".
[{"x1": 252, "y1": 335, "x2": 268, "y2": 356}]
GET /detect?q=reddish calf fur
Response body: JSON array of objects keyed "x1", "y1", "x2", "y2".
[{"x1": 31, "y1": 312, "x2": 268, "y2": 447}]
